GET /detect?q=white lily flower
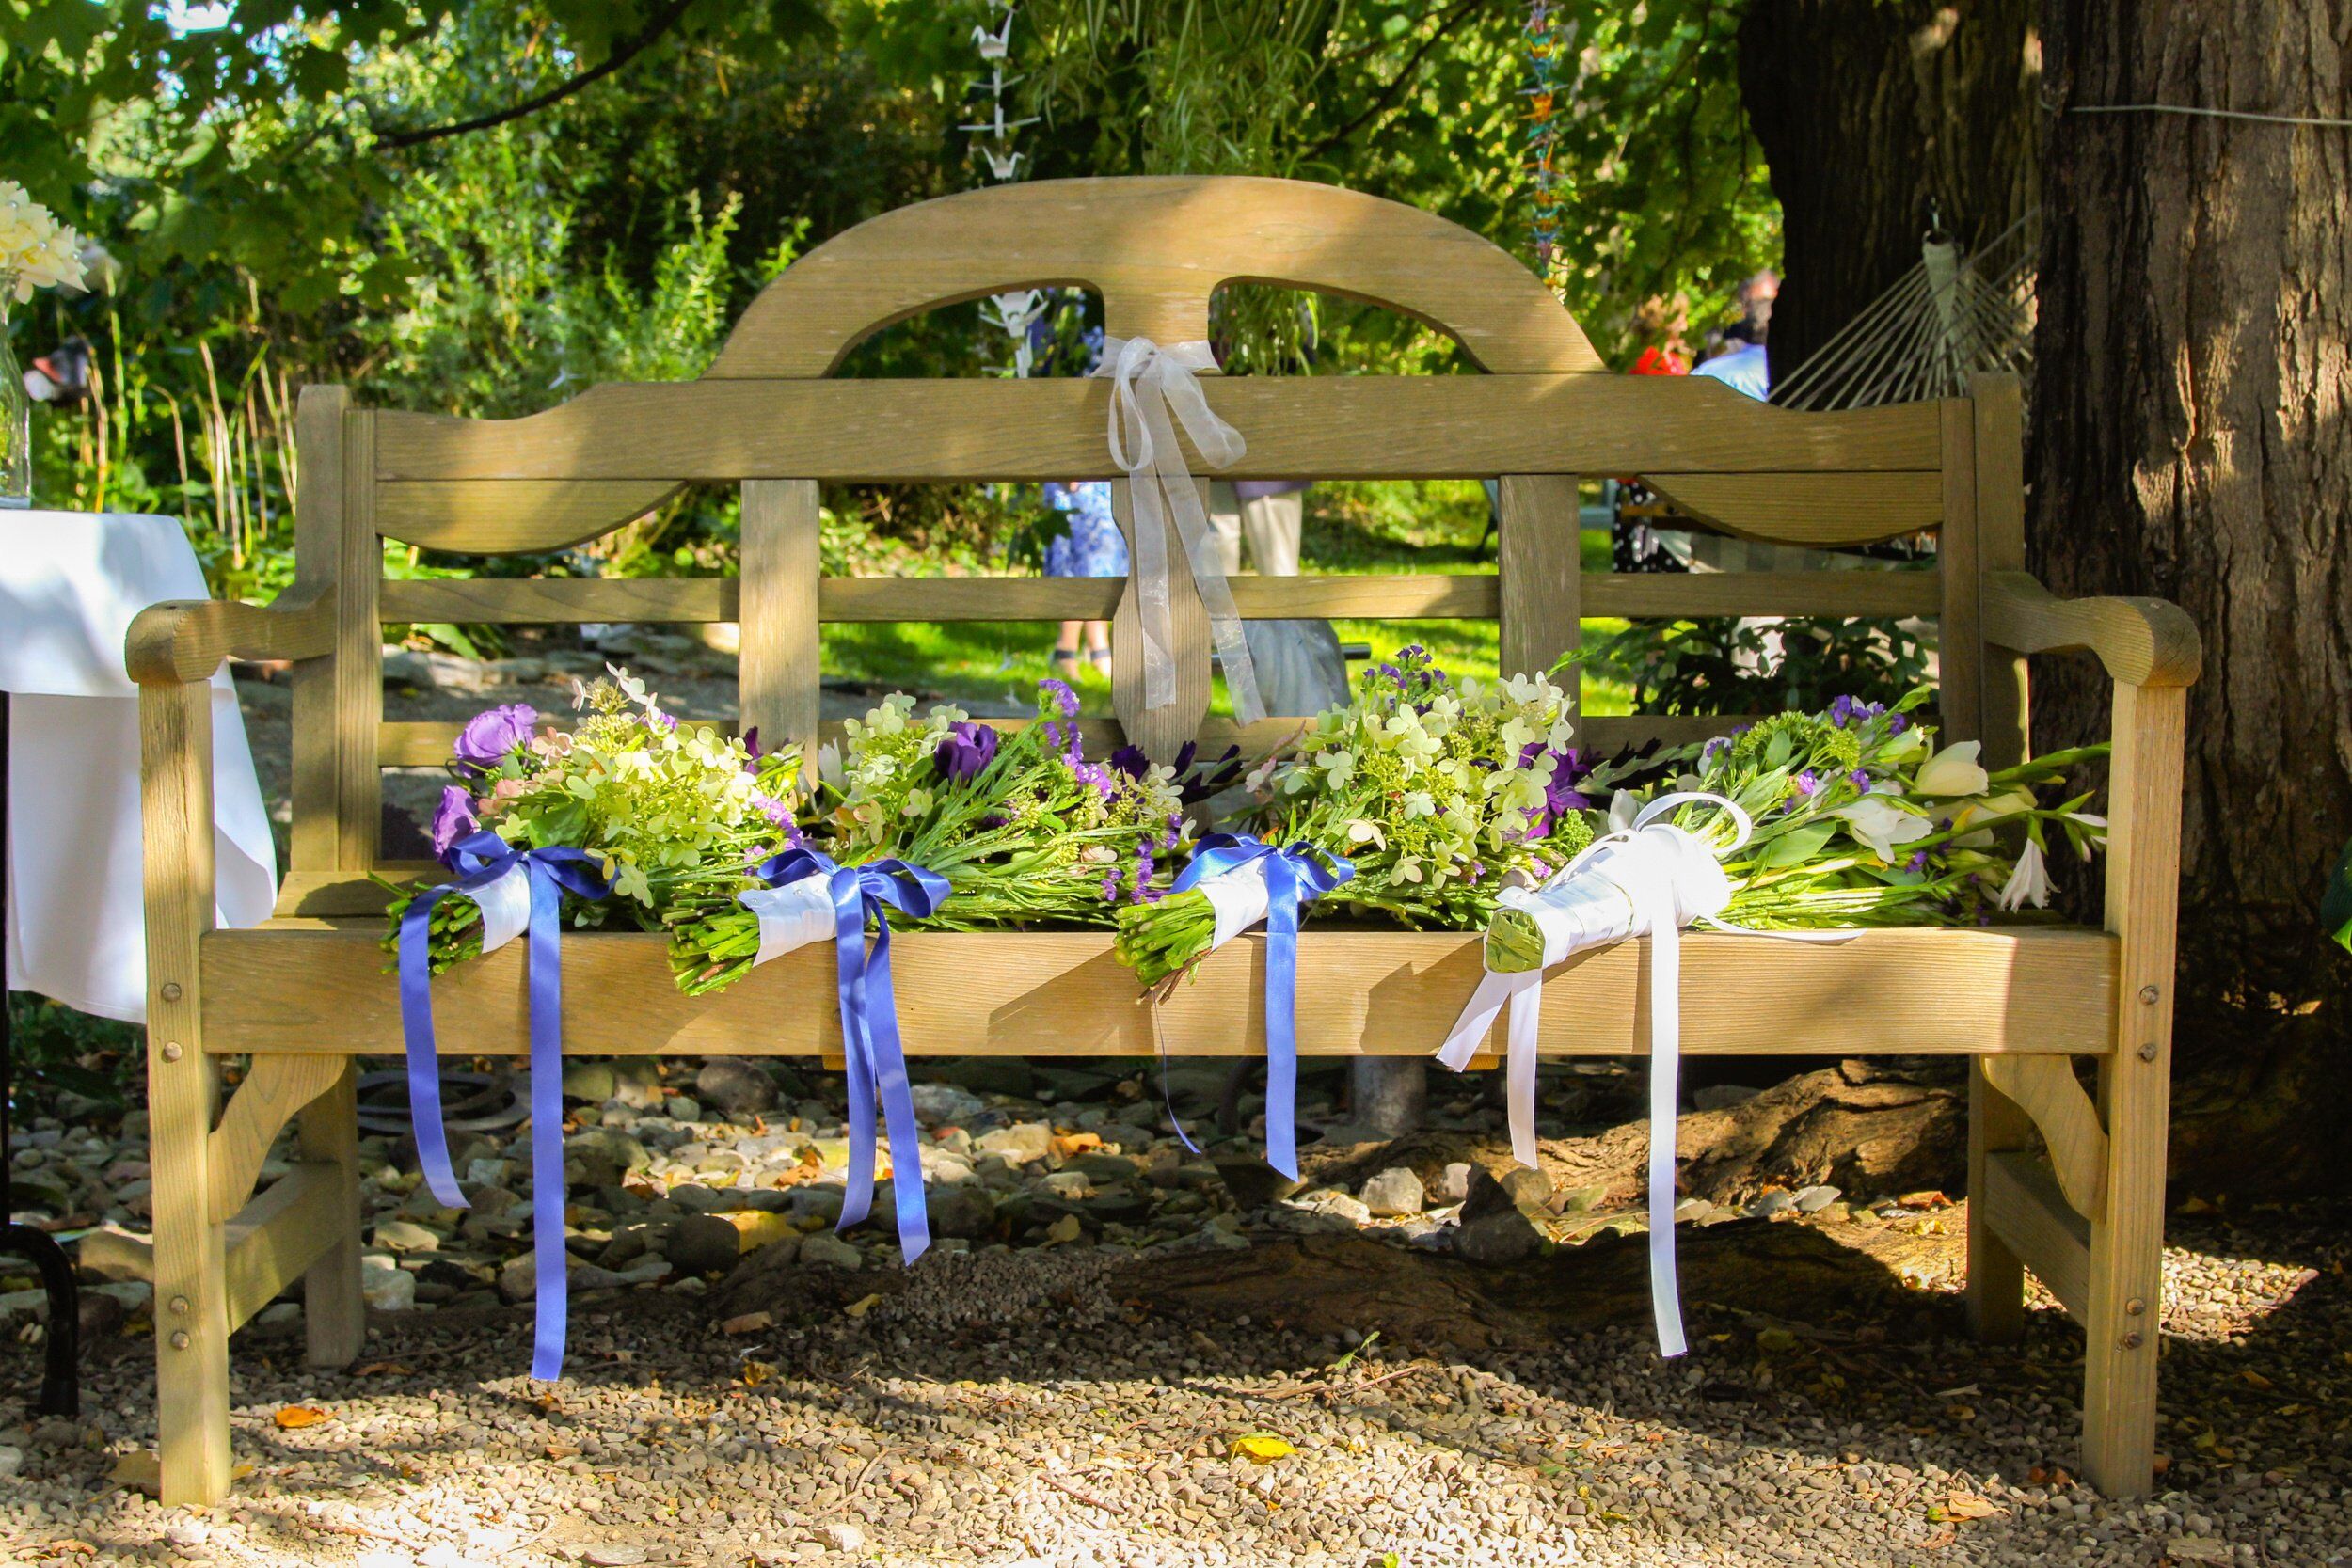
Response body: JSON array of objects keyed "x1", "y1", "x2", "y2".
[
  {"x1": 1915, "y1": 739, "x2": 1990, "y2": 796},
  {"x1": 1835, "y1": 795, "x2": 1934, "y2": 863},
  {"x1": 1608, "y1": 790, "x2": 1641, "y2": 833},
  {"x1": 1997, "y1": 838, "x2": 2053, "y2": 911},
  {"x1": 816, "y1": 740, "x2": 844, "y2": 789}
]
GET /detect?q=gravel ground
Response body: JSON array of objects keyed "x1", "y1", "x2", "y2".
[{"x1": 8, "y1": 1068, "x2": 2352, "y2": 1567}]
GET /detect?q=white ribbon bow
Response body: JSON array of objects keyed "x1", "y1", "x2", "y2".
[
  {"x1": 1091, "y1": 336, "x2": 1265, "y2": 726},
  {"x1": 739, "y1": 878, "x2": 841, "y2": 967},
  {"x1": 1434, "y1": 792, "x2": 1751, "y2": 1358}
]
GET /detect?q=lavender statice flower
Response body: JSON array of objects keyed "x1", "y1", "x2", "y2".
[
  {"x1": 1905, "y1": 849, "x2": 1931, "y2": 874},
  {"x1": 430, "y1": 785, "x2": 479, "y2": 862},
  {"x1": 1830, "y1": 694, "x2": 1857, "y2": 727},
  {"x1": 933, "y1": 721, "x2": 1000, "y2": 782},
  {"x1": 451, "y1": 703, "x2": 537, "y2": 779},
  {"x1": 1071, "y1": 760, "x2": 1117, "y2": 799},
  {"x1": 1849, "y1": 768, "x2": 1870, "y2": 792},
  {"x1": 1040, "y1": 677, "x2": 1081, "y2": 720},
  {"x1": 1793, "y1": 770, "x2": 1821, "y2": 797},
  {"x1": 1888, "y1": 714, "x2": 1909, "y2": 735}
]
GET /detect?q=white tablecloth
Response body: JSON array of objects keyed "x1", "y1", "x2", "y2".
[{"x1": 1, "y1": 511, "x2": 277, "y2": 1022}]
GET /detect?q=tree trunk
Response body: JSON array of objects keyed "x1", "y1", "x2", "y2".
[
  {"x1": 2033, "y1": 1, "x2": 2352, "y2": 1192},
  {"x1": 1739, "y1": 0, "x2": 2041, "y2": 384}
]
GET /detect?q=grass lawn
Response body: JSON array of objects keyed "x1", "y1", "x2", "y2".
[{"x1": 820, "y1": 481, "x2": 1637, "y2": 717}]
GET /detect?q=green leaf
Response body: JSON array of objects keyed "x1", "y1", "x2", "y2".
[
  {"x1": 1753, "y1": 820, "x2": 1837, "y2": 870},
  {"x1": 2324, "y1": 837, "x2": 2352, "y2": 955}
]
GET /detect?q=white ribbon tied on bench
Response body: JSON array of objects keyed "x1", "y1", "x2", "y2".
[
  {"x1": 1092, "y1": 336, "x2": 1266, "y2": 727},
  {"x1": 1433, "y1": 793, "x2": 1750, "y2": 1359}
]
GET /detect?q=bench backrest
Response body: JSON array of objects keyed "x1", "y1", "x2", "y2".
[{"x1": 283, "y1": 175, "x2": 2025, "y2": 914}]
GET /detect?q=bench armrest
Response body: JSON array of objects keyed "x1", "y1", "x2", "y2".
[
  {"x1": 126, "y1": 587, "x2": 335, "y2": 686},
  {"x1": 1980, "y1": 571, "x2": 2201, "y2": 689}
]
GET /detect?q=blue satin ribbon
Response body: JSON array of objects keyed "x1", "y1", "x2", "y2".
[
  {"x1": 398, "y1": 828, "x2": 612, "y2": 1381},
  {"x1": 1171, "y1": 835, "x2": 1353, "y2": 1180},
  {"x1": 753, "y1": 847, "x2": 950, "y2": 1261}
]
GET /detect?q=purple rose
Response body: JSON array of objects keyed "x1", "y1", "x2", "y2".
[
  {"x1": 1107, "y1": 744, "x2": 1152, "y2": 780},
  {"x1": 934, "y1": 721, "x2": 1000, "y2": 782},
  {"x1": 451, "y1": 703, "x2": 537, "y2": 778},
  {"x1": 1523, "y1": 746, "x2": 1596, "y2": 840},
  {"x1": 430, "y1": 785, "x2": 480, "y2": 863}
]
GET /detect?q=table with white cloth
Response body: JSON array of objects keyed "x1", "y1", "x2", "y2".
[{"x1": 0, "y1": 509, "x2": 278, "y2": 1417}]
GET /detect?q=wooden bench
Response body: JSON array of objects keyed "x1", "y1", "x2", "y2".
[{"x1": 125, "y1": 175, "x2": 2200, "y2": 1506}]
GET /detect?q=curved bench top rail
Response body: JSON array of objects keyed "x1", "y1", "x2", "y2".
[{"x1": 706, "y1": 177, "x2": 1607, "y2": 379}]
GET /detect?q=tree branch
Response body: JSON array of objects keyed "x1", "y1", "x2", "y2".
[
  {"x1": 1300, "y1": 0, "x2": 1488, "y2": 165},
  {"x1": 373, "y1": 0, "x2": 700, "y2": 151}
]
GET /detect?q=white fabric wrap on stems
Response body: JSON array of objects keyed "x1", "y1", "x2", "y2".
[
  {"x1": 1090, "y1": 336, "x2": 1266, "y2": 726},
  {"x1": 739, "y1": 878, "x2": 840, "y2": 967},
  {"x1": 1433, "y1": 792, "x2": 1749, "y2": 1359},
  {"x1": 469, "y1": 861, "x2": 535, "y2": 957},
  {"x1": 1197, "y1": 860, "x2": 1275, "y2": 951}
]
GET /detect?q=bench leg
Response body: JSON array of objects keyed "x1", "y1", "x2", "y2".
[
  {"x1": 297, "y1": 1064, "x2": 366, "y2": 1369},
  {"x1": 2080, "y1": 680, "x2": 2185, "y2": 1499},
  {"x1": 1965, "y1": 1060, "x2": 2029, "y2": 1341}
]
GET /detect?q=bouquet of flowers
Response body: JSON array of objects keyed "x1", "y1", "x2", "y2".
[
  {"x1": 383, "y1": 667, "x2": 803, "y2": 973},
  {"x1": 1112, "y1": 646, "x2": 1597, "y2": 985},
  {"x1": 665, "y1": 678, "x2": 1230, "y2": 995},
  {"x1": 1481, "y1": 689, "x2": 2106, "y2": 974}
]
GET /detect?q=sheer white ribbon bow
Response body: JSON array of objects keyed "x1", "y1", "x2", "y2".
[
  {"x1": 1091, "y1": 336, "x2": 1266, "y2": 725},
  {"x1": 1433, "y1": 792, "x2": 1751, "y2": 1358}
]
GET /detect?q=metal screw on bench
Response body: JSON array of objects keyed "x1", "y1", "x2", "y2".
[
  {"x1": 169, "y1": 1330, "x2": 190, "y2": 1350},
  {"x1": 2138, "y1": 985, "x2": 2159, "y2": 1004},
  {"x1": 160, "y1": 982, "x2": 182, "y2": 1003},
  {"x1": 2137, "y1": 1041, "x2": 2159, "y2": 1062},
  {"x1": 0, "y1": 689, "x2": 83, "y2": 1416},
  {"x1": 160, "y1": 1041, "x2": 183, "y2": 1062}
]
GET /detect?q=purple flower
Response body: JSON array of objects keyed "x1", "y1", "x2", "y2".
[
  {"x1": 1906, "y1": 849, "x2": 1931, "y2": 874},
  {"x1": 643, "y1": 707, "x2": 678, "y2": 733},
  {"x1": 1040, "y1": 677, "x2": 1081, "y2": 720},
  {"x1": 742, "y1": 725, "x2": 762, "y2": 760},
  {"x1": 1849, "y1": 768, "x2": 1870, "y2": 791},
  {"x1": 1071, "y1": 760, "x2": 1116, "y2": 799},
  {"x1": 1522, "y1": 746, "x2": 1597, "y2": 840},
  {"x1": 934, "y1": 721, "x2": 1000, "y2": 782},
  {"x1": 1889, "y1": 714, "x2": 1909, "y2": 735},
  {"x1": 1830, "y1": 694, "x2": 1856, "y2": 727},
  {"x1": 430, "y1": 785, "x2": 480, "y2": 862},
  {"x1": 451, "y1": 703, "x2": 537, "y2": 778},
  {"x1": 1108, "y1": 744, "x2": 1152, "y2": 780},
  {"x1": 1794, "y1": 770, "x2": 1820, "y2": 796},
  {"x1": 1100, "y1": 869, "x2": 1121, "y2": 901}
]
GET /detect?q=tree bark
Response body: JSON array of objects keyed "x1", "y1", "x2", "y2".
[
  {"x1": 1739, "y1": 0, "x2": 2042, "y2": 383},
  {"x1": 2033, "y1": 0, "x2": 2352, "y2": 1192}
]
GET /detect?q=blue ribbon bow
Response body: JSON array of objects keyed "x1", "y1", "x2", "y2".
[
  {"x1": 399, "y1": 829, "x2": 612, "y2": 1381},
  {"x1": 753, "y1": 847, "x2": 950, "y2": 1261},
  {"x1": 1171, "y1": 834, "x2": 1353, "y2": 1180}
]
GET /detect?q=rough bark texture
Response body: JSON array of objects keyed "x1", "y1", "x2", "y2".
[
  {"x1": 2032, "y1": 1, "x2": 2352, "y2": 1192},
  {"x1": 1739, "y1": 0, "x2": 2041, "y2": 382}
]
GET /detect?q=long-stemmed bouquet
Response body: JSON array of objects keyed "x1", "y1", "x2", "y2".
[
  {"x1": 665, "y1": 678, "x2": 1222, "y2": 995},
  {"x1": 1112, "y1": 645, "x2": 1597, "y2": 985},
  {"x1": 382, "y1": 666, "x2": 803, "y2": 974}
]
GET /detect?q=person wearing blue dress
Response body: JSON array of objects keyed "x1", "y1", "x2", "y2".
[{"x1": 1042, "y1": 480, "x2": 1124, "y2": 676}]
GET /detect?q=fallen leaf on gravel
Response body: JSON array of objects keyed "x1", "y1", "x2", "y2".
[
  {"x1": 107, "y1": 1451, "x2": 160, "y2": 1496},
  {"x1": 1946, "y1": 1494, "x2": 2001, "y2": 1519},
  {"x1": 740, "y1": 1359, "x2": 776, "y2": 1386},
  {"x1": 1232, "y1": 1433, "x2": 1295, "y2": 1464},
  {"x1": 39, "y1": 1543, "x2": 95, "y2": 1557},
  {"x1": 1917, "y1": 1525, "x2": 1957, "y2": 1551},
  {"x1": 1756, "y1": 1327, "x2": 1799, "y2": 1354},
  {"x1": 274, "y1": 1405, "x2": 329, "y2": 1429},
  {"x1": 722, "y1": 1310, "x2": 774, "y2": 1335},
  {"x1": 2164, "y1": 1541, "x2": 2232, "y2": 1564},
  {"x1": 353, "y1": 1361, "x2": 413, "y2": 1377},
  {"x1": 844, "y1": 1292, "x2": 883, "y2": 1319},
  {"x1": 1053, "y1": 1132, "x2": 1103, "y2": 1159},
  {"x1": 2239, "y1": 1369, "x2": 2274, "y2": 1389}
]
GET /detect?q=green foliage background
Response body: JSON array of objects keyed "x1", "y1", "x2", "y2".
[{"x1": 1, "y1": 0, "x2": 1778, "y2": 594}]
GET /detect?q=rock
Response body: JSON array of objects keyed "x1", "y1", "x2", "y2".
[
  {"x1": 720, "y1": 1210, "x2": 801, "y2": 1254},
  {"x1": 1041, "y1": 1213, "x2": 1084, "y2": 1245},
  {"x1": 1692, "y1": 1083, "x2": 1759, "y2": 1111},
  {"x1": 1295, "y1": 1189, "x2": 1374, "y2": 1226},
  {"x1": 1359, "y1": 1166, "x2": 1426, "y2": 1217},
  {"x1": 665, "y1": 1095, "x2": 704, "y2": 1124},
  {"x1": 0, "y1": 1445, "x2": 21, "y2": 1479},
  {"x1": 1455, "y1": 1170, "x2": 1544, "y2": 1265},
  {"x1": 1436, "y1": 1162, "x2": 1474, "y2": 1204},
  {"x1": 928, "y1": 1182, "x2": 997, "y2": 1240},
  {"x1": 667, "y1": 1212, "x2": 743, "y2": 1276},
  {"x1": 800, "y1": 1232, "x2": 864, "y2": 1270},
  {"x1": 564, "y1": 1129, "x2": 650, "y2": 1188},
  {"x1": 695, "y1": 1059, "x2": 778, "y2": 1117},
  {"x1": 1794, "y1": 1184, "x2": 1843, "y2": 1212},
  {"x1": 910, "y1": 1082, "x2": 987, "y2": 1124},
  {"x1": 582, "y1": 1546, "x2": 649, "y2": 1567},
  {"x1": 1748, "y1": 1189, "x2": 1798, "y2": 1218},
  {"x1": 820, "y1": 1524, "x2": 866, "y2": 1553},
  {"x1": 255, "y1": 1301, "x2": 304, "y2": 1331},
  {"x1": 975, "y1": 1122, "x2": 1054, "y2": 1165},
  {"x1": 722, "y1": 1310, "x2": 773, "y2": 1335},
  {"x1": 360, "y1": 1258, "x2": 416, "y2": 1311},
  {"x1": 1499, "y1": 1166, "x2": 1553, "y2": 1208},
  {"x1": 789, "y1": 1186, "x2": 845, "y2": 1225},
  {"x1": 926, "y1": 1057, "x2": 1034, "y2": 1098},
  {"x1": 1041, "y1": 1169, "x2": 1095, "y2": 1200},
  {"x1": 1554, "y1": 1182, "x2": 1612, "y2": 1213},
  {"x1": 598, "y1": 1217, "x2": 675, "y2": 1267},
  {"x1": 465, "y1": 1156, "x2": 515, "y2": 1190},
  {"x1": 562, "y1": 1063, "x2": 618, "y2": 1104},
  {"x1": 371, "y1": 1219, "x2": 441, "y2": 1254}
]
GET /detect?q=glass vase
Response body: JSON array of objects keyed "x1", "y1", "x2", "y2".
[{"x1": 0, "y1": 297, "x2": 28, "y2": 509}]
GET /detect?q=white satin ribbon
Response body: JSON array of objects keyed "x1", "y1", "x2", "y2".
[
  {"x1": 1198, "y1": 860, "x2": 1273, "y2": 951},
  {"x1": 1091, "y1": 336, "x2": 1265, "y2": 726},
  {"x1": 739, "y1": 879, "x2": 840, "y2": 967},
  {"x1": 1434, "y1": 792, "x2": 1751, "y2": 1358},
  {"x1": 469, "y1": 860, "x2": 534, "y2": 957}
]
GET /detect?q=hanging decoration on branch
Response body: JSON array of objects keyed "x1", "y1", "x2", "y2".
[
  {"x1": 962, "y1": 3, "x2": 1044, "y2": 377},
  {"x1": 1519, "y1": 2, "x2": 1576, "y2": 292}
]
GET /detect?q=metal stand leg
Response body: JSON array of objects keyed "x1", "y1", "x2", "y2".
[{"x1": 2, "y1": 689, "x2": 81, "y2": 1416}]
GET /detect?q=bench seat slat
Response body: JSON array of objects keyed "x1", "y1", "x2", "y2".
[{"x1": 202, "y1": 925, "x2": 2118, "y2": 1059}]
